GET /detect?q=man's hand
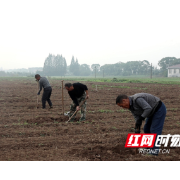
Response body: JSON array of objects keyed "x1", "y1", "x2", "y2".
[
  {"x1": 135, "y1": 122, "x2": 141, "y2": 133},
  {"x1": 37, "y1": 92, "x2": 40, "y2": 95},
  {"x1": 135, "y1": 116, "x2": 144, "y2": 133},
  {"x1": 85, "y1": 90, "x2": 89, "y2": 99},
  {"x1": 76, "y1": 106, "x2": 80, "y2": 111},
  {"x1": 135, "y1": 121, "x2": 142, "y2": 129}
]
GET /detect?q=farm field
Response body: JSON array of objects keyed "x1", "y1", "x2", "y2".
[{"x1": 0, "y1": 77, "x2": 180, "y2": 161}]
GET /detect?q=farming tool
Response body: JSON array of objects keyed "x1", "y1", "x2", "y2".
[
  {"x1": 61, "y1": 80, "x2": 64, "y2": 114},
  {"x1": 66, "y1": 97, "x2": 87, "y2": 123}
]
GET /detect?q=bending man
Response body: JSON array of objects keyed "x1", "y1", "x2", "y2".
[
  {"x1": 116, "y1": 93, "x2": 166, "y2": 156},
  {"x1": 65, "y1": 82, "x2": 89, "y2": 122}
]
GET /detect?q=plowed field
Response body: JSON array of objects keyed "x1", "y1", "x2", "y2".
[{"x1": 0, "y1": 78, "x2": 180, "y2": 160}]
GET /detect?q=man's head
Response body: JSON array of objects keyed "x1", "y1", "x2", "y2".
[
  {"x1": 65, "y1": 83, "x2": 74, "y2": 91},
  {"x1": 35, "y1": 74, "x2": 41, "y2": 81},
  {"x1": 116, "y1": 94, "x2": 130, "y2": 109}
]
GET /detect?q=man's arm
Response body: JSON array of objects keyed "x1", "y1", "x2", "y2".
[
  {"x1": 133, "y1": 98, "x2": 152, "y2": 132},
  {"x1": 38, "y1": 77, "x2": 51, "y2": 95},
  {"x1": 37, "y1": 81, "x2": 42, "y2": 95},
  {"x1": 136, "y1": 98, "x2": 152, "y2": 118},
  {"x1": 130, "y1": 111, "x2": 142, "y2": 133},
  {"x1": 85, "y1": 90, "x2": 89, "y2": 99}
]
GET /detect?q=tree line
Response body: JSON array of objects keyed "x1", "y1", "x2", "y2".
[
  {"x1": 41, "y1": 55, "x2": 179, "y2": 77},
  {"x1": 42, "y1": 54, "x2": 155, "y2": 76},
  {"x1": 0, "y1": 56, "x2": 180, "y2": 77}
]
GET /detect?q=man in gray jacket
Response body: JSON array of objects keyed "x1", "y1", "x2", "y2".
[
  {"x1": 116, "y1": 93, "x2": 166, "y2": 155},
  {"x1": 35, "y1": 74, "x2": 53, "y2": 109}
]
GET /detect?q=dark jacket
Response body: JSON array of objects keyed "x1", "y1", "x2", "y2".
[{"x1": 68, "y1": 83, "x2": 88, "y2": 106}]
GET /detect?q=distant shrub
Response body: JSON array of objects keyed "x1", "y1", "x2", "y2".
[{"x1": 111, "y1": 78, "x2": 118, "y2": 82}]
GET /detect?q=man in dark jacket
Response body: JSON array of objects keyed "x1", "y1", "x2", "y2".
[
  {"x1": 65, "y1": 82, "x2": 89, "y2": 122},
  {"x1": 35, "y1": 74, "x2": 53, "y2": 109},
  {"x1": 116, "y1": 93, "x2": 166, "y2": 155}
]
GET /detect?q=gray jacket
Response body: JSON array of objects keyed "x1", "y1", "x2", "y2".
[
  {"x1": 38, "y1": 77, "x2": 51, "y2": 93},
  {"x1": 129, "y1": 93, "x2": 160, "y2": 121}
]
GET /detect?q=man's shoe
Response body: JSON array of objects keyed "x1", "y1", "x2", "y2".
[
  {"x1": 79, "y1": 117, "x2": 86, "y2": 122},
  {"x1": 49, "y1": 106, "x2": 53, "y2": 109},
  {"x1": 64, "y1": 111, "x2": 70, "y2": 117}
]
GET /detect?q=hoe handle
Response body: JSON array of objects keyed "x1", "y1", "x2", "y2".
[
  {"x1": 67, "y1": 110, "x2": 78, "y2": 122},
  {"x1": 67, "y1": 97, "x2": 87, "y2": 123}
]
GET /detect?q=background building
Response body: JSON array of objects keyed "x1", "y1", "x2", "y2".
[{"x1": 168, "y1": 64, "x2": 180, "y2": 77}]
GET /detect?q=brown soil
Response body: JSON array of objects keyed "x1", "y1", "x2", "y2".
[{"x1": 0, "y1": 78, "x2": 180, "y2": 161}]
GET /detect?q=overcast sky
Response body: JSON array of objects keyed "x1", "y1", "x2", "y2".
[{"x1": 0, "y1": 0, "x2": 180, "y2": 69}]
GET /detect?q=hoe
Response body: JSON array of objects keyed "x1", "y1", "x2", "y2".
[{"x1": 66, "y1": 97, "x2": 87, "y2": 123}]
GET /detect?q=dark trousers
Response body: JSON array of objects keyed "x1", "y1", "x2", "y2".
[
  {"x1": 42, "y1": 87, "x2": 52, "y2": 108},
  {"x1": 144, "y1": 102, "x2": 166, "y2": 155}
]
